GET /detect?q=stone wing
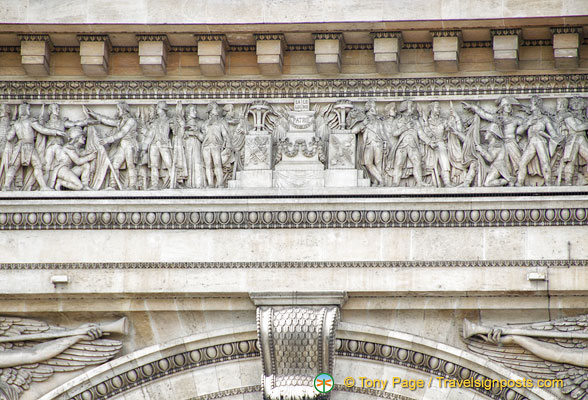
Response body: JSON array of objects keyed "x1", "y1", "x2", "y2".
[
  {"x1": 0, "y1": 316, "x2": 51, "y2": 339},
  {"x1": 466, "y1": 338, "x2": 556, "y2": 380}
]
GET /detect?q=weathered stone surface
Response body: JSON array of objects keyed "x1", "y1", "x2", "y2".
[
  {"x1": 79, "y1": 35, "x2": 110, "y2": 76},
  {"x1": 19, "y1": 35, "x2": 51, "y2": 76},
  {"x1": 432, "y1": 32, "x2": 461, "y2": 72},
  {"x1": 137, "y1": 35, "x2": 169, "y2": 76},
  {"x1": 197, "y1": 36, "x2": 227, "y2": 76}
]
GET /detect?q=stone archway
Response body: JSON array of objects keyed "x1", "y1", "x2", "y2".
[{"x1": 40, "y1": 323, "x2": 557, "y2": 400}]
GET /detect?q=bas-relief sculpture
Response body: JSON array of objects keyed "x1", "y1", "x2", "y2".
[
  {"x1": 464, "y1": 315, "x2": 588, "y2": 400},
  {"x1": 0, "y1": 95, "x2": 587, "y2": 191},
  {"x1": 0, "y1": 316, "x2": 127, "y2": 400}
]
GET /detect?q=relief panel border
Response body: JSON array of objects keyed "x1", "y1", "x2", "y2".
[{"x1": 0, "y1": 74, "x2": 586, "y2": 100}]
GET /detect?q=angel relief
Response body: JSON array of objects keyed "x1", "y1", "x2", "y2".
[
  {"x1": 0, "y1": 316, "x2": 128, "y2": 400},
  {"x1": 463, "y1": 316, "x2": 588, "y2": 399}
]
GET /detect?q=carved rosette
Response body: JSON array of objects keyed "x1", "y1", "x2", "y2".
[{"x1": 257, "y1": 306, "x2": 340, "y2": 400}]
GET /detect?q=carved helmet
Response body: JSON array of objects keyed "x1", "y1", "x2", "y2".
[
  {"x1": 495, "y1": 96, "x2": 521, "y2": 111},
  {"x1": 483, "y1": 122, "x2": 503, "y2": 139},
  {"x1": 68, "y1": 126, "x2": 85, "y2": 143},
  {"x1": 569, "y1": 97, "x2": 588, "y2": 111}
]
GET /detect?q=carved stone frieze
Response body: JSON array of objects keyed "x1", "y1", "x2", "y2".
[
  {"x1": 1, "y1": 94, "x2": 588, "y2": 191},
  {"x1": 0, "y1": 75, "x2": 586, "y2": 100},
  {"x1": 0, "y1": 206, "x2": 586, "y2": 230}
]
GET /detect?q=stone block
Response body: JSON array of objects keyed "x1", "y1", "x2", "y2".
[
  {"x1": 255, "y1": 34, "x2": 285, "y2": 75},
  {"x1": 19, "y1": 35, "x2": 51, "y2": 76},
  {"x1": 325, "y1": 169, "x2": 362, "y2": 187},
  {"x1": 372, "y1": 33, "x2": 401, "y2": 74},
  {"x1": 197, "y1": 36, "x2": 227, "y2": 76},
  {"x1": 230, "y1": 170, "x2": 274, "y2": 188},
  {"x1": 492, "y1": 34, "x2": 520, "y2": 70},
  {"x1": 553, "y1": 32, "x2": 580, "y2": 49},
  {"x1": 78, "y1": 35, "x2": 110, "y2": 76},
  {"x1": 551, "y1": 28, "x2": 581, "y2": 69},
  {"x1": 137, "y1": 35, "x2": 169, "y2": 76},
  {"x1": 432, "y1": 34, "x2": 461, "y2": 72},
  {"x1": 313, "y1": 33, "x2": 343, "y2": 74}
]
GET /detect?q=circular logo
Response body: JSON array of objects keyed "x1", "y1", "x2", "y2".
[{"x1": 314, "y1": 373, "x2": 334, "y2": 393}]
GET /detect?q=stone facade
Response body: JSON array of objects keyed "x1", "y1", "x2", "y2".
[{"x1": 1, "y1": 1, "x2": 588, "y2": 399}]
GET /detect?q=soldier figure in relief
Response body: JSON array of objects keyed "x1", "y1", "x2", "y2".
[
  {"x1": 85, "y1": 101, "x2": 138, "y2": 189},
  {"x1": 2, "y1": 103, "x2": 65, "y2": 191},
  {"x1": 0, "y1": 104, "x2": 11, "y2": 158},
  {"x1": 557, "y1": 97, "x2": 588, "y2": 185},
  {"x1": 462, "y1": 97, "x2": 524, "y2": 177},
  {"x1": 351, "y1": 100, "x2": 388, "y2": 186},
  {"x1": 143, "y1": 101, "x2": 173, "y2": 189},
  {"x1": 422, "y1": 101, "x2": 454, "y2": 187},
  {"x1": 49, "y1": 127, "x2": 97, "y2": 190},
  {"x1": 388, "y1": 100, "x2": 430, "y2": 187},
  {"x1": 515, "y1": 96, "x2": 560, "y2": 186},
  {"x1": 201, "y1": 102, "x2": 231, "y2": 188},
  {"x1": 476, "y1": 124, "x2": 515, "y2": 187},
  {"x1": 42, "y1": 103, "x2": 90, "y2": 180}
]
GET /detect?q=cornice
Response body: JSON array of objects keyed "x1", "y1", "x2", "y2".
[
  {"x1": 1, "y1": 259, "x2": 586, "y2": 270},
  {"x1": 0, "y1": 74, "x2": 586, "y2": 100}
]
